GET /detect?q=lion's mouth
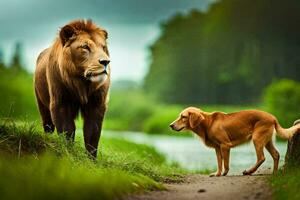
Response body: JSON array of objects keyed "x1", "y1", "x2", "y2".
[
  {"x1": 84, "y1": 69, "x2": 108, "y2": 83},
  {"x1": 85, "y1": 70, "x2": 107, "y2": 78}
]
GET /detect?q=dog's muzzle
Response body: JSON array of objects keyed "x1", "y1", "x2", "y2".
[{"x1": 170, "y1": 123, "x2": 184, "y2": 131}]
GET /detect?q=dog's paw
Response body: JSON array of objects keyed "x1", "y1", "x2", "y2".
[
  {"x1": 222, "y1": 172, "x2": 228, "y2": 176},
  {"x1": 242, "y1": 170, "x2": 252, "y2": 175},
  {"x1": 209, "y1": 172, "x2": 221, "y2": 177}
]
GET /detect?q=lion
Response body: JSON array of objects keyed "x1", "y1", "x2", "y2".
[{"x1": 34, "y1": 19, "x2": 110, "y2": 158}]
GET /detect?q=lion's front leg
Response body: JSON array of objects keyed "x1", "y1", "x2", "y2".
[
  {"x1": 82, "y1": 103, "x2": 106, "y2": 159},
  {"x1": 50, "y1": 103, "x2": 78, "y2": 141}
]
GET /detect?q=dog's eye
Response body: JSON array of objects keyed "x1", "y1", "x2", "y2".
[
  {"x1": 81, "y1": 44, "x2": 90, "y2": 51},
  {"x1": 181, "y1": 116, "x2": 187, "y2": 119}
]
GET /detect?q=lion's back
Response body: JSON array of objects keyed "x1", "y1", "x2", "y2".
[{"x1": 34, "y1": 48, "x2": 51, "y2": 106}]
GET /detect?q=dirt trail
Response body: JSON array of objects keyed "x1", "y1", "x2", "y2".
[{"x1": 126, "y1": 171, "x2": 273, "y2": 200}]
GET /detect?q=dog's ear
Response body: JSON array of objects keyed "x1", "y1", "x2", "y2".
[
  {"x1": 189, "y1": 112, "x2": 204, "y2": 129},
  {"x1": 60, "y1": 25, "x2": 76, "y2": 46}
]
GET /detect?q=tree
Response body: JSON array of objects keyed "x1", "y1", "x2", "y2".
[
  {"x1": 10, "y1": 41, "x2": 25, "y2": 71},
  {"x1": 285, "y1": 120, "x2": 300, "y2": 169},
  {"x1": 0, "y1": 48, "x2": 4, "y2": 68}
]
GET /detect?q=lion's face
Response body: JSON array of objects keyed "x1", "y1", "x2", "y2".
[{"x1": 60, "y1": 21, "x2": 110, "y2": 85}]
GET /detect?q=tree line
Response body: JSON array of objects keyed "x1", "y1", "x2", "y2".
[
  {"x1": 144, "y1": 0, "x2": 300, "y2": 104},
  {"x1": 0, "y1": 42, "x2": 26, "y2": 71}
]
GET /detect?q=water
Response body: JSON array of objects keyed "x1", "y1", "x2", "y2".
[{"x1": 105, "y1": 131, "x2": 288, "y2": 172}]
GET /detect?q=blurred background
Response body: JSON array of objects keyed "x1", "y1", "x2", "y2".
[
  {"x1": 1, "y1": 0, "x2": 300, "y2": 135},
  {"x1": 1, "y1": 1, "x2": 300, "y2": 197}
]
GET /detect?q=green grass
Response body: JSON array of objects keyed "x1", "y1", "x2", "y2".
[
  {"x1": 0, "y1": 119, "x2": 185, "y2": 200},
  {"x1": 103, "y1": 90, "x2": 157, "y2": 131},
  {"x1": 100, "y1": 137, "x2": 185, "y2": 181},
  {"x1": 0, "y1": 68, "x2": 38, "y2": 120},
  {"x1": 0, "y1": 155, "x2": 160, "y2": 200},
  {"x1": 269, "y1": 169, "x2": 300, "y2": 200}
]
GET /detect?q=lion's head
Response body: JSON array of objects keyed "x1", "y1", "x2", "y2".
[{"x1": 57, "y1": 20, "x2": 110, "y2": 85}]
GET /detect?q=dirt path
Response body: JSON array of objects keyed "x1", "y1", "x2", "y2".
[{"x1": 126, "y1": 171, "x2": 273, "y2": 200}]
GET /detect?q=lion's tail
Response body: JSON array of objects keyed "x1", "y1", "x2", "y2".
[{"x1": 274, "y1": 119, "x2": 300, "y2": 140}]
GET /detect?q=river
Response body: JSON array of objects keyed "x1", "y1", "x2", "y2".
[{"x1": 105, "y1": 131, "x2": 287, "y2": 172}]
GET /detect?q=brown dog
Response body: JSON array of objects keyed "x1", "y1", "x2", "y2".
[
  {"x1": 34, "y1": 20, "x2": 110, "y2": 158},
  {"x1": 170, "y1": 107, "x2": 300, "y2": 176}
]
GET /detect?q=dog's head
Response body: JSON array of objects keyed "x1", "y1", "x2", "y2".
[{"x1": 169, "y1": 107, "x2": 205, "y2": 132}]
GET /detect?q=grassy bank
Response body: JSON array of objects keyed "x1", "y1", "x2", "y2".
[
  {"x1": 0, "y1": 156, "x2": 160, "y2": 200},
  {"x1": 270, "y1": 169, "x2": 300, "y2": 200},
  {"x1": 0, "y1": 119, "x2": 185, "y2": 199}
]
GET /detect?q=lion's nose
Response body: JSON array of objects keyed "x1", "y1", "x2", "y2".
[{"x1": 99, "y1": 59, "x2": 110, "y2": 67}]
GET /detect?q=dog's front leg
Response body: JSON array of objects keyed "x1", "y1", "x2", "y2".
[
  {"x1": 221, "y1": 144, "x2": 230, "y2": 176},
  {"x1": 209, "y1": 147, "x2": 223, "y2": 177}
]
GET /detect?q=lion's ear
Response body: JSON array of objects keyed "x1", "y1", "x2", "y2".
[
  {"x1": 102, "y1": 30, "x2": 108, "y2": 39},
  {"x1": 189, "y1": 112, "x2": 204, "y2": 129},
  {"x1": 60, "y1": 25, "x2": 76, "y2": 46}
]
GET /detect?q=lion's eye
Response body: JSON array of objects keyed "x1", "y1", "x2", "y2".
[{"x1": 81, "y1": 44, "x2": 90, "y2": 51}]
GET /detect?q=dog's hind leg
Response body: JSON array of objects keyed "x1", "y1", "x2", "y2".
[
  {"x1": 243, "y1": 139, "x2": 265, "y2": 175},
  {"x1": 243, "y1": 127, "x2": 273, "y2": 175},
  {"x1": 265, "y1": 140, "x2": 280, "y2": 174}
]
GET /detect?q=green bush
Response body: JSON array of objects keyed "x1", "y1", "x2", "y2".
[
  {"x1": 104, "y1": 90, "x2": 156, "y2": 131},
  {"x1": 263, "y1": 79, "x2": 300, "y2": 127},
  {"x1": 143, "y1": 105, "x2": 184, "y2": 135}
]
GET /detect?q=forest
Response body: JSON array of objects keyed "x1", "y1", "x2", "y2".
[{"x1": 144, "y1": 0, "x2": 300, "y2": 104}]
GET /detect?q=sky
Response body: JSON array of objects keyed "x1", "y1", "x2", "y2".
[{"x1": 0, "y1": 0, "x2": 216, "y2": 82}]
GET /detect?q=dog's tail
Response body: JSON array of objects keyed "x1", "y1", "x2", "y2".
[{"x1": 274, "y1": 119, "x2": 300, "y2": 140}]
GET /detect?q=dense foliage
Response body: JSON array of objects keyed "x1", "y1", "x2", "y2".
[
  {"x1": 144, "y1": 0, "x2": 300, "y2": 104},
  {"x1": 264, "y1": 79, "x2": 300, "y2": 127}
]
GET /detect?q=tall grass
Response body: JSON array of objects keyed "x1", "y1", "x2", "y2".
[
  {"x1": 100, "y1": 137, "x2": 184, "y2": 181},
  {"x1": 0, "y1": 155, "x2": 160, "y2": 200}
]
